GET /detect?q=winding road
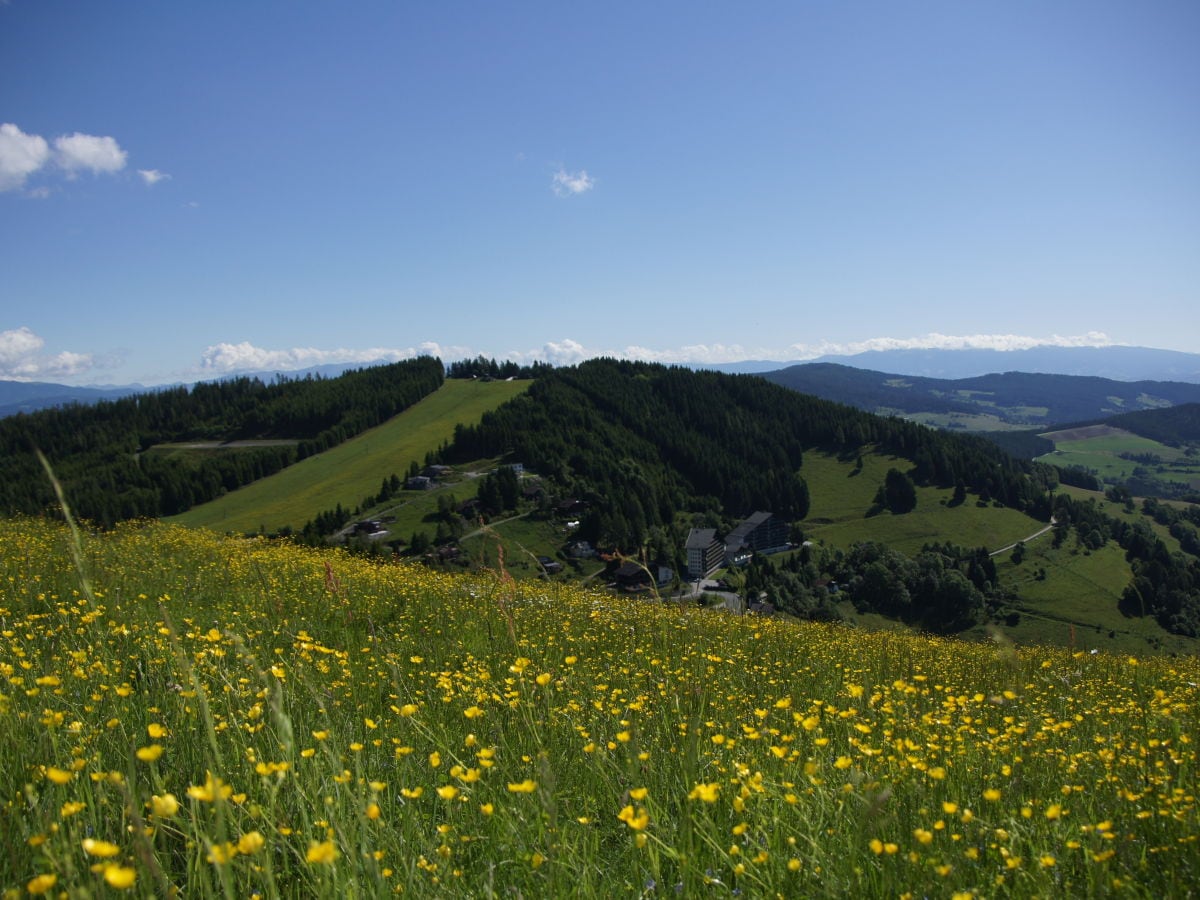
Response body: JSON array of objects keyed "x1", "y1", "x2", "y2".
[{"x1": 989, "y1": 517, "x2": 1058, "y2": 557}]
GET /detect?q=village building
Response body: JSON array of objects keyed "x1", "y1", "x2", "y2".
[
  {"x1": 685, "y1": 528, "x2": 724, "y2": 580},
  {"x1": 724, "y1": 511, "x2": 789, "y2": 565}
]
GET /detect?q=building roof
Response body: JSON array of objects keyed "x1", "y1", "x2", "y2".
[
  {"x1": 686, "y1": 528, "x2": 717, "y2": 550},
  {"x1": 725, "y1": 511, "x2": 773, "y2": 547}
]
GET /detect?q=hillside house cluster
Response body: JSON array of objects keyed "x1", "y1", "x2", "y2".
[{"x1": 685, "y1": 511, "x2": 788, "y2": 579}]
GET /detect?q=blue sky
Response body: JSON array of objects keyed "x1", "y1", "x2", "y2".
[{"x1": 2, "y1": 1, "x2": 1197, "y2": 385}]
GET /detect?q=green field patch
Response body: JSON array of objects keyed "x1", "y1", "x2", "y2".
[
  {"x1": 801, "y1": 449, "x2": 1044, "y2": 554},
  {"x1": 169, "y1": 379, "x2": 529, "y2": 534},
  {"x1": 1037, "y1": 427, "x2": 1197, "y2": 487},
  {"x1": 991, "y1": 541, "x2": 1196, "y2": 654}
]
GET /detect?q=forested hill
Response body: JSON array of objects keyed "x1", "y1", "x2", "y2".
[
  {"x1": 1106, "y1": 403, "x2": 1200, "y2": 445},
  {"x1": 0, "y1": 357, "x2": 444, "y2": 526},
  {"x1": 445, "y1": 359, "x2": 1056, "y2": 549},
  {"x1": 760, "y1": 363, "x2": 1200, "y2": 427}
]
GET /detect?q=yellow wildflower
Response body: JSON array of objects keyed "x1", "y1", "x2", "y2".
[
  {"x1": 26, "y1": 874, "x2": 57, "y2": 895},
  {"x1": 103, "y1": 866, "x2": 137, "y2": 889},
  {"x1": 82, "y1": 838, "x2": 122, "y2": 857},
  {"x1": 306, "y1": 840, "x2": 338, "y2": 864}
]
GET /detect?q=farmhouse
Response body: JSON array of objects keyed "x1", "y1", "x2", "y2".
[{"x1": 614, "y1": 560, "x2": 674, "y2": 592}]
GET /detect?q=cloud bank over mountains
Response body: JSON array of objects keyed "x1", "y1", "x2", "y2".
[
  {"x1": 0, "y1": 327, "x2": 1122, "y2": 383},
  {"x1": 194, "y1": 332, "x2": 1119, "y2": 376}
]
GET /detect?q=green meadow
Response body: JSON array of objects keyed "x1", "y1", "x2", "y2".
[
  {"x1": 2, "y1": 517, "x2": 1197, "y2": 898},
  {"x1": 1037, "y1": 426, "x2": 1200, "y2": 489},
  {"x1": 167, "y1": 379, "x2": 528, "y2": 535},
  {"x1": 801, "y1": 450, "x2": 1043, "y2": 555}
]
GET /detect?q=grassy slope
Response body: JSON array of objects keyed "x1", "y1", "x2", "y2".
[
  {"x1": 163, "y1": 397, "x2": 1196, "y2": 652},
  {"x1": 168, "y1": 379, "x2": 528, "y2": 534},
  {"x1": 456, "y1": 514, "x2": 609, "y2": 582},
  {"x1": 801, "y1": 449, "x2": 1043, "y2": 554},
  {"x1": 987, "y1": 541, "x2": 1199, "y2": 655},
  {"x1": 4, "y1": 518, "x2": 1198, "y2": 897},
  {"x1": 800, "y1": 450, "x2": 1200, "y2": 653}
]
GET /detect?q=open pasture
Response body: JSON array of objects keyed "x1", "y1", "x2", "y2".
[{"x1": 2, "y1": 518, "x2": 1197, "y2": 897}]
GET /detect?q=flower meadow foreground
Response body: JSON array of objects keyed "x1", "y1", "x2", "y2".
[{"x1": 1, "y1": 518, "x2": 1197, "y2": 897}]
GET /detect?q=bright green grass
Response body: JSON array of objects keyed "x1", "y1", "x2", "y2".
[
  {"x1": 3, "y1": 517, "x2": 1197, "y2": 898},
  {"x1": 168, "y1": 380, "x2": 528, "y2": 534},
  {"x1": 344, "y1": 457, "x2": 500, "y2": 544},
  {"x1": 989, "y1": 541, "x2": 1199, "y2": 655},
  {"x1": 802, "y1": 449, "x2": 1043, "y2": 554}
]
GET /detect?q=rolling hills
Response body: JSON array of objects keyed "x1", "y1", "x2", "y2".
[
  {"x1": 760, "y1": 363, "x2": 1200, "y2": 430},
  {"x1": 6, "y1": 357, "x2": 1199, "y2": 653}
]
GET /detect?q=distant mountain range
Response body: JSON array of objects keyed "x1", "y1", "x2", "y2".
[
  {"x1": 0, "y1": 381, "x2": 144, "y2": 418},
  {"x1": 759, "y1": 363, "x2": 1200, "y2": 429},
  {"x1": 714, "y1": 345, "x2": 1200, "y2": 383}
]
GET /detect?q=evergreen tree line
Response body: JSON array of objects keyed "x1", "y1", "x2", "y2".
[
  {"x1": 0, "y1": 357, "x2": 444, "y2": 526},
  {"x1": 1106, "y1": 403, "x2": 1200, "y2": 447},
  {"x1": 444, "y1": 356, "x2": 553, "y2": 380},
  {"x1": 443, "y1": 359, "x2": 1060, "y2": 552}
]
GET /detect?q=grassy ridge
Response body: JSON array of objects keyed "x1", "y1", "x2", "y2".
[
  {"x1": 2, "y1": 518, "x2": 1197, "y2": 897},
  {"x1": 167, "y1": 379, "x2": 528, "y2": 534}
]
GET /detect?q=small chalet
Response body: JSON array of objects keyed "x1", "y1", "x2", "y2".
[
  {"x1": 614, "y1": 560, "x2": 673, "y2": 592},
  {"x1": 536, "y1": 555, "x2": 563, "y2": 574}
]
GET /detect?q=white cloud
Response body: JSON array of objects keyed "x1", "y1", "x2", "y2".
[
  {"x1": 552, "y1": 168, "x2": 594, "y2": 197},
  {"x1": 0, "y1": 123, "x2": 50, "y2": 192},
  {"x1": 54, "y1": 132, "x2": 127, "y2": 175},
  {"x1": 0, "y1": 326, "x2": 96, "y2": 380},
  {"x1": 781, "y1": 331, "x2": 1115, "y2": 360},
  {"x1": 138, "y1": 168, "x2": 169, "y2": 185},
  {"x1": 498, "y1": 332, "x2": 1118, "y2": 367},
  {"x1": 1, "y1": 123, "x2": 139, "y2": 193},
  {"x1": 197, "y1": 341, "x2": 470, "y2": 375}
]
